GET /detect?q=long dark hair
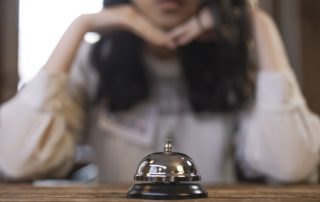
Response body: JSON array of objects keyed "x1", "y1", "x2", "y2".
[{"x1": 91, "y1": 0, "x2": 257, "y2": 113}]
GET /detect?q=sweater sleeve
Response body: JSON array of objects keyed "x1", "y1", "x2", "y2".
[
  {"x1": 236, "y1": 68, "x2": 320, "y2": 183},
  {"x1": 0, "y1": 42, "x2": 96, "y2": 180}
]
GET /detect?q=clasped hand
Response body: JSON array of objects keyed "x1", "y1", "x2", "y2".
[{"x1": 87, "y1": 5, "x2": 214, "y2": 49}]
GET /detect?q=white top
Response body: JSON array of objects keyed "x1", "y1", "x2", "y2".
[{"x1": 1, "y1": 41, "x2": 320, "y2": 184}]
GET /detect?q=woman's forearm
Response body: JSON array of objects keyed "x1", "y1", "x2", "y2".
[
  {"x1": 43, "y1": 10, "x2": 128, "y2": 73},
  {"x1": 252, "y1": 9, "x2": 290, "y2": 71},
  {"x1": 44, "y1": 14, "x2": 92, "y2": 73}
]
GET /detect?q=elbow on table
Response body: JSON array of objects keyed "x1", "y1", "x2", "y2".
[
  {"x1": 0, "y1": 159, "x2": 39, "y2": 180},
  {"x1": 0, "y1": 158, "x2": 73, "y2": 181},
  {"x1": 0, "y1": 148, "x2": 74, "y2": 181},
  {"x1": 271, "y1": 162, "x2": 317, "y2": 183},
  {"x1": 248, "y1": 154, "x2": 319, "y2": 183}
]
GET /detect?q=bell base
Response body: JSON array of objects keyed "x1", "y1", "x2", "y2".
[{"x1": 127, "y1": 183, "x2": 208, "y2": 200}]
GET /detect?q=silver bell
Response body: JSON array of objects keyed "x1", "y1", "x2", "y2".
[{"x1": 127, "y1": 139, "x2": 208, "y2": 199}]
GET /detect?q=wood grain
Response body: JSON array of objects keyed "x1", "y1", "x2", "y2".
[{"x1": 1, "y1": 184, "x2": 320, "y2": 202}]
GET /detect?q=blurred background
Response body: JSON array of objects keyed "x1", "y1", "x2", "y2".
[{"x1": 0, "y1": 0, "x2": 319, "y2": 115}]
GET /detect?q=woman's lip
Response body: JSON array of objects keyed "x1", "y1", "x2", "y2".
[{"x1": 156, "y1": 0, "x2": 183, "y2": 11}]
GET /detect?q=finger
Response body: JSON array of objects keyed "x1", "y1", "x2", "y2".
[
  {"x1": 169, "y1": 25, "x2": 188, "y2": 40},
  {"x1": 176, "y1": 31, "x2": 196, "y2": 46},
  {"x1": 169, "y1": 17, "x2": 202, "y2": 46},
  {"x1": 175, "y1": 28, "x2": 200, "y2": 46}
]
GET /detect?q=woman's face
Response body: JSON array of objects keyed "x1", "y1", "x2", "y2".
[{"x1": 132, "y1": 0, "x2": 201, "y2": 30}]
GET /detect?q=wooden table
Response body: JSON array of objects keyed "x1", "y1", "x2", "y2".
[{"x1": 1, "y1": 183, "x2": 320, "y2": 202}]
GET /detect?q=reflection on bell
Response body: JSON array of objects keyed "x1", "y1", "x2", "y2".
[{"x1": 127, "y1": 139, "x2": 208, "y2": 199}]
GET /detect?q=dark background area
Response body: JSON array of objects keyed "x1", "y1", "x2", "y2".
[
  {"x1": 0, "y1": 0, "x2": 319, "y2": 114},
  {"x1": 0, "y1": 0, "x2": 19, "y2": 103}
]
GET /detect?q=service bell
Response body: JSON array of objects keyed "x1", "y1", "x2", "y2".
[{"x1": 127, "y1": 139, "x2": 208, "y2": 199}]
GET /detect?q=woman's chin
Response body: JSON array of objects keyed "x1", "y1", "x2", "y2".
[{"x1": 153, "y1": 19, "x2": 182, "y2": 30}]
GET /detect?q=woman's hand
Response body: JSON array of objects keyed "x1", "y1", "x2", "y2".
[
  {"x1": 87, "y1": 5, "x2": 176, "y2": 49},
  {"x1": 169, "y1": 7, "x2": 214, "y2": 46},
  {"x1": 88, "y1": 5, "x2": 214, "y2": 48}
]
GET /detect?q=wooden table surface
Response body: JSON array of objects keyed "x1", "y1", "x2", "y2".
[{"x1": 1, "y1": 183, "x2": 320, "y2": 202}]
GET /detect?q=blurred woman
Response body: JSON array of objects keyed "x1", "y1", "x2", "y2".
[{"x1": 1, "y1": 0, "x2": 319, "y2": 184}]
